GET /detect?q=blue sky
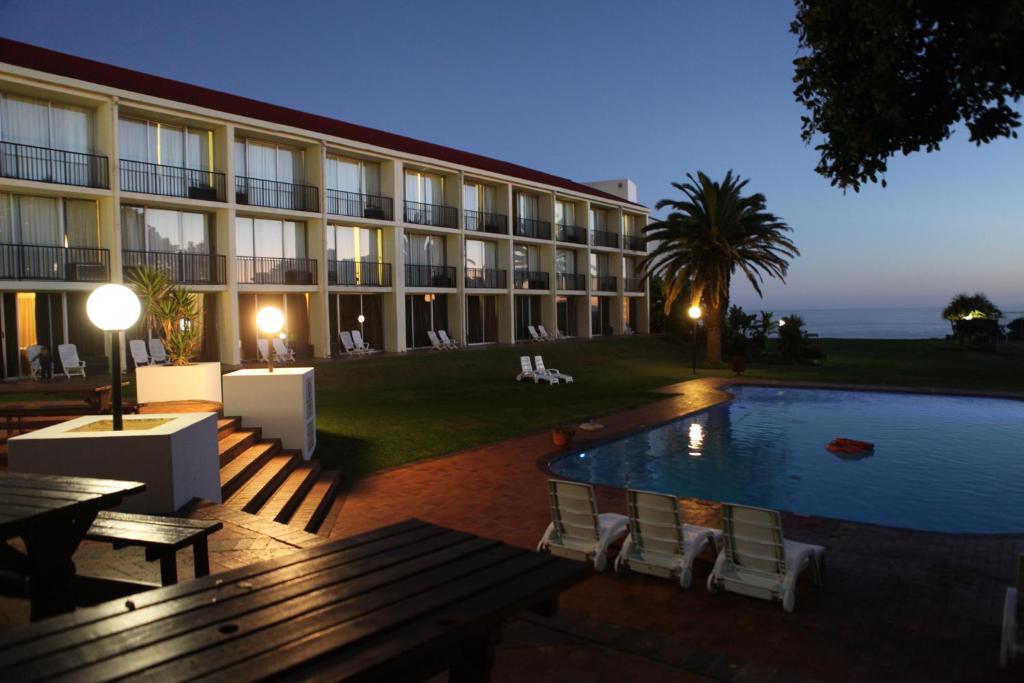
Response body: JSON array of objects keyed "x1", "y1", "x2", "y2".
[{"x1": 3, "y1": 0, "x2": 1021, "y2": 311}]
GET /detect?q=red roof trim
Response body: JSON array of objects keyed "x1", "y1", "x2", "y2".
[{"x1": 0, "y1": 37, "x2": 646, "y2": 209}]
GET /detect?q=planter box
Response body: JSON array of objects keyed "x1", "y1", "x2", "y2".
[
  {"x1": 8, "y1": 412, "x2": 221, "y2": 513},
  {"x1": 223, "y1": 368, "x2": 316, "y2": 459},
  {"x1": 136, "y1": 362, "x2": 222, "y2": 405}
]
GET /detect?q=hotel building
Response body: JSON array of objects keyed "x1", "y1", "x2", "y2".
[{"x1": 0, "y1": 38, "x2": 648, "y2": 377}]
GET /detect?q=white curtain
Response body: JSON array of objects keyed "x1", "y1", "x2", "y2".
[
  {"x1": 0, "y1": 193, "x2": 11, "y2": 243},
  {"x1": 16, "y1": 196, "x2": 61, "y2": 246},
  {"x1": 517, "y1": 193, "x2": 539, "y2": 221},
  {"x1": 145, "y1": 208, "x2": 179, "y2": 252},
  {"x1": 0, "y1": 95, "x2": 49, "y2": 146},
  {"x1": 64, "y1": 200, "x2": 98, "y2": 247},
  {"x1": 404, "y1": 233, "x2": 445, "y2": 265},
  {"x1": 327, "y1": 157, "x2": 360, "y2": 192},
  {"x1": 158, "y1": 125, "x2": 184, "y2": 167},
  {"x1": 118, "y1": 118, "x2": 151, "y2": 162},
  {"x1": 49, "y1": 103, "x2": 90, "y2": 152},
  {"x1": 591, "y1": 208, "x2": 607, "y2": 232},
  {"x1": 121, "y1": 206, "x2": 146, "y2": 251},
  {"x1": 463, "y1": 184, "x2": 479, "y2": 212},
  {"x1": 556, "y1": 202, "x2": 575, "y2": 225},
  {"x1": 556, "y1": 250, "x2": 575, "y2": 274},
  {"x1": 180, "y1": 212, "x2": 208, "y2": 253},
  {"x1": 185, "y1": 129, "x2": 210, "y2": 170},
  {"x1": 244, "y1": 140, "x2": 277, "y2": 180},
  {"x1": 235, "y1": 217, "x2": 254, "y2": 257},
  {"x1": 362, "y1": 162, "x2": 380, "y2": 195}
]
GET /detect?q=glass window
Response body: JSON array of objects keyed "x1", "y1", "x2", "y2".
[
  {"x1": 237, "y1": 217, "x2": 306, "y2": 259},
  {"x1": 590, "y1": 208, "x2": 608, "y2": 232},
  {"x1": 516, "y1": 192, "x2": 539, "y2": 221},
  {"x1": 405, "y1": 171, "x2": 444, "y2": 205},
  {"x1": 235, "y1": 217, "x2": 254, "y2": 257},
  {"x1": 556, "y1": 249, "x2": 576, "y2": 274},
  {"x1": 465, "y1": 239, "x2": 497, "y2": 269},
  {"x1": 555, "y1": 201, "x2": 575, "y2": 225},
  {"x1": 119, "y1": 117, "x2": 211, "y2": 168},
  {"x1": 0, "y1": 94, "x2": 93, "y2": 152},
  {"x1": 237, "y1": 138, "x2": 303, "y2": 182}
]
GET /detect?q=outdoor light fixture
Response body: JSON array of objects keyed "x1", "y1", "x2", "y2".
[
  {"x1": 779, "y1": 319, "x2": 787, "y2": 326},
  {"x1": 87, "y1": 284, "x2": 141, "y2": 431},
  {"x1": 687, "y1": 305, "x2": 702, "y2": 375},
  {"x1": 256, "y1": 306, "x2": 285, "y2": 373}
]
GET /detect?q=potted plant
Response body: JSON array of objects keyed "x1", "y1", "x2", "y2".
[{"x1": 551, "y1": 425, "x2": 575, "y2": 448}]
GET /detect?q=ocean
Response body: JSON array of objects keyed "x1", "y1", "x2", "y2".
[{"x1": 769, "y1": 307, "x2": 1024, "y2": 340}]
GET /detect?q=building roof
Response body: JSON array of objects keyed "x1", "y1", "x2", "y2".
[{"x1": 0, "y1": 37, "x2": 646, "y2": 209}]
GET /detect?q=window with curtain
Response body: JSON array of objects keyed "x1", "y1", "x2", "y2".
[
  {"x1": 403, "y1": 233, "x2": 445, "y2": 266},
  {"x1": 513, "y1": 245, "x2": 540, "y2": 272},
  {"x1": 555, "y1": 201, "x2": 576, "y2": 225},
  {"x1": 327, "y1": 225, "x2": 381, "y2": 262},
  {"x1": 515, "y1": 192, "x2": 539, "y2": 221},
  {"x1": 64, "y1": 200, "x2": 98, "y2": 247},
  {"x1": 623, "y1": 214, "x2": 637, "y2": 236},
  {"x1": 590, "y1": 207, "x2": 608, "y2": 232},
  {"x1": 556, "y1": 249, "x2": 576, "y2": 274},
  {"x1": 120, "y1": 206, "x2": 209, "y2": 253},
  {"x1": 405, "y1": 171, "x2": 444, "y2": 205},
  {"x1": 235, "y1": 216, "x2": 306, "y2": 259},
  {"x1": 0, "y1": 93, "x2": 92, "y2": 152},
  {"x1": 1, "y1": 192, "x2": 99, "y2": 247},
  {"x1": 119, "y1": 118, "x2": 212, "y2": 169},
  {"x1": 465, "y1": 239, "x2": 497, "y2": 269},
  {"x1": 326, "y1": 156, "x2": 380, "y2": 195},
  {"x1": 463, "y1": 183, "x2": 495, "y2": 213},
  {"x1": 590, "y1": 253, "x2": 610, "y2": 277},
  {"x1": 235, "y1": 138, "x2": 304, "y2": 182}
]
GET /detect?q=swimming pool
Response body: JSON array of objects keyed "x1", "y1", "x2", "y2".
[{"x1": 549, "y1": 385, "x2": 1024, "y2": 533}]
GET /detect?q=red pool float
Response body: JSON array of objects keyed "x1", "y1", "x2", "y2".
[{"x1": 826, "y1": 437, "x2": 875, "y2": 454}]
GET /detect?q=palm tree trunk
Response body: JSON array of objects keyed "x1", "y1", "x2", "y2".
[{"x1": 705, "y1": 301, "x2": 724, "y2": 364}]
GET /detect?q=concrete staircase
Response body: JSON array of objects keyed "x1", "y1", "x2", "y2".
[{"x1": 216, "y1": 417, "x2": 343, "y2": 535}]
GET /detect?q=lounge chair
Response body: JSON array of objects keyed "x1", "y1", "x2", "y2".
[
  {"x1": 58, "y1": 343, "x2": 86, "y2": 380},
  {"x1": 256, "y1": 338, "x2": 272, "y2": 364},
  {"x1": 438, "y1": 330, "x2": 461, "y2": 349},
  {"x1": 537, "y1": 324, "x2": 554, "y2": 341},
  {"x1": 516, "y1": 356, "x2": 558, "y2": 384},
  {"x1": 351, "y1": 330, "x2": 377, "y2": 354},
  {"x1": 26, "y1": 344, "x2": 43, "y2": 380},
  {"x1": 527, "y1": 325, "x2": 543, "y2": 342},
  {"x1": 1001, "y1": 554, "x2": 1023, "y2": 669},
  {"x1": 707, "y1": 503, "x2": 825, "y2": 613},
  {"x1": 534, "y1": 356, "x2": 573, "y2": 383},
  {"x1": 614, "y1": 490, "x2": 722, "y2": 589},
  {"x1": 426, "y1": 330, "x2": 448, "y2": 351},
  {"x1": 623, "y1": 325, "x2": 635, "y2": 336},
  {"x1": 149, "y1": 338, "x2": 171, "y2": 365},
  {"x1": 538, "y1": 479, "x2": 628, "y2": 572},
  {"x1": 272, "y1": 337, "x2": 296, "y2": 363},
  {"x1": 339, "y1": 331, "x2": 362, "y2": 356},
  {"x1": 129, "y1": 339, "x2": 152, "y2": 368}
]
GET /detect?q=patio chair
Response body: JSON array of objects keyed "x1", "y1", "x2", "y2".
[
  {"x1": 538, "y1": 479, "x2": 628, "y2": 572},
  {"x1": 426, "y1": 330, "x2": 448, "y2": 351},
  {"x1": 256, "y1": 338, "x2": 272, "y2": 364},
  {"x1": 438, "y1": 330, "x2": 461, "y2": 349},
  {"x1": 57, "y1": 343, "x2": 86, "y2": 380},
  {"x1": 272, "y1": 337, "x2": 296, "y2": 363},
  {"x1": 129, "y1": 339, "x2": 152, "y2": 368},
  {"x1": 148, "y1": 338, "x2": 171, "y2": 365},
  {"x1": 707, "y1": 503, "x2": 825, "y2": 613},
  {"x1": 516, "y1": 356, "x2": 558, "y2": 384},
  {"x1": 26, "y1": 344, "x2": 43, "y2": 380},
  {"x1": 534, "y1": 356, "x2": 573, "y2": 383},
  {"x1": 614, "y1": 489, "x2": 722, "y2": 589},
  {"x1": 527, "y1": 325, "x2": 543, "y2": 342},
  {"x1": 351, "y1": 330, "x2": 377, "y2": 354},
  {"x1": 623, "y1": 325, "x2": 635, "y2": 336},
  {"x1": 537, "y1": 324, "x2": 554, "y2": 341},
  {"x1": 339, "y1": 331, "x2": 362, "y2": 356},
  {"x1": 1001, "y1": 554, "x2": 1024, "y2": 669}
]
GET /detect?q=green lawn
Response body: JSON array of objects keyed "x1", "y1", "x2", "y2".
[{"x1": 310, "y1": 336, "x2": 1024, "y2": 479}]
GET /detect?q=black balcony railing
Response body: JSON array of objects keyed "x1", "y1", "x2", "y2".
[
  {"x1": 235, "y1": 176, "x2": 319, "y2": 212},
  {"x1": 592, "y1": 275, "x2": 617, "y2": 292},
  {"x1": 556, "y1": 272, "x2": 586, "y2": 291},
  {"x1": 465, "y1": 267, "x2": 507, "y2": 289},
  {"x1": 624, "y1": 277, "x2": 644, "y2": 292},
  {"x1": 0, "y1": 141, "x2": 108, "y2": 189},
  {"x1": 513, "y1": 270, "x2": 550, "y2": 290},
  {"x1": 326, "y1": 189, "x2": 394, "y2": 220},
  {"x1": 591, "y1": 230, "x2": 620, "y2": 248},
  {"x1": 556, "y1": 223, "x2": 587, "y2": 245},
  {"x1": 119, "y1": 160, "x2": 225, "y2": 201},
  {"x1": 624, "y1": 234, "x2": 646, "y2": 251},
  {"x1": 464, "y1": 210, "x2": 508, "y2": 235},
  {"x1": 123, "y1": 250, "x2": 226, "y2": 285},
  {"x1": 236, "y1": 256, "x2": 318, "y2": 285},
  {"x1": 404, "y1": 201, "x2": 458, "y2": 228},
  {"x1": 513, "y1": 217, "x2": 551, "y2": 240},
  {"x1": 405, "y1": 263, "x2": 455, "y2": 288},
  {"x1": 328, "y1": 259, "x2": 393, "y2": 287},
  {"x1": 0, "y1": 243, "x2": 109, "y2": 282}
]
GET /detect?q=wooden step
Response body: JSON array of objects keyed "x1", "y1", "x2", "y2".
[
  {"x1": 288, "y1": 470, "x2": 343, "y2": 534},
  {"x1": 219, "y1": 440, "x2": 280, "y2": 499},
  {"x1": 315, "y1": 489, "x2": 346, "y2": 537},
  {"x1": 218, "y1": 429, "x2": 259, "y2": 467},
  {"x1": 257, "y1": 461, "x2": 321, "y2": 523},
  {"x1": 225, "y1": 453, "x2": 300, "y2": 513},
  {"x1": 217, "y1": 417, "x2": 241, "y2": 439}
]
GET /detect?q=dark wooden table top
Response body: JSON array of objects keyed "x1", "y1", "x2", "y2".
[{"x1": 0, "y1": 518, "x2": 591, "y2": 682}]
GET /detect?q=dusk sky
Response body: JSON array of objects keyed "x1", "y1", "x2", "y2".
[{"x1": 3, "y1": 0, "x2": 1021, "y2": 311}]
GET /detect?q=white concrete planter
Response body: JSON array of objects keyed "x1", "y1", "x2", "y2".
[
  {"x1": 223, "y1": 368, "x2": 316, "y2": 459},
  {"x1": 8, "y1": 412, "x2": 221, "y2": 513},
  {"x1": 136, "y1": 362, "x2": 223, "y2": 405}
]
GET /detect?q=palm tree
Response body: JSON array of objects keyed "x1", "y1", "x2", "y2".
[{"x1": 642, "y1": 171, "x2": 799, "y2": 364}]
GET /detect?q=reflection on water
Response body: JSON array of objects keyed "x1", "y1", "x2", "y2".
[{"x1": 688, "y1": 422, "x2": 704, "y2": 456}]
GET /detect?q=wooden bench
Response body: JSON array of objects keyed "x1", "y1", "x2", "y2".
[{"x1": 84, "y1": 511, "x2": 222, "y2": 586}]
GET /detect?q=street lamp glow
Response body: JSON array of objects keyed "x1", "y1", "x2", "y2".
[
  {"x1": 86, "y1": 284, "x2": 140, "y2": 331},
  {"x1": 357, "y1": 314, "x2": 365, "y2": 324},
  {"x1": 779, "y1": 319, "x2": 787, "y2": 327},
  {"x1": 687, "y1": 305, "x2": 702, "y2": 320},
  {"x1": 256, "y1": 307, "x2": 284, "y2": 335}
]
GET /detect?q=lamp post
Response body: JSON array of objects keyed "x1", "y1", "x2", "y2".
[
  {"x1": 357, "y1": 313, "x2": 365, "y2": 338},
  {"x1": 86, "y1": 284, "x2": 140, "y2": 431},
  {"x1": 687, "y1": 305, "x2": 702, "y2": 375},
  {"x1": 256, "y1": 306, "x2": 284, "y2": 373}
]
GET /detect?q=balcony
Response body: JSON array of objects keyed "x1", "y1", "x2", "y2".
[
  {"x1": 591, "y1": 230, "x2": 620, "y2": 249},
  {"x1": 513, "y1": 270, "x2": 550, "y2": 290},
  {"x1": 326, "y1": 189, "x2": 393, "y2": 221},
  {"x1": 236, "y1": 256, "x2": 318, "y2": 285},
  {"x1": 556, "y1": 273, "x2": 586, "y2": 291},
  {"x1": 465, "y1": 267, "x2": 507, "y2": 289},
  {"x1": 123, "y1": 250, "x2": 226, "y2": 285},
  {"x1": 405, "y1": 263, "x2": 456, "y2": 288},
  {"x1": 0, "y1": 141, "x2": 108, "y2": 189},
  {"x1": 464, "y1": 210, "x2": 508, "y2": 235},
  {"x1": 624, "y1": 277, "x2": 644, "y2": 292},
  {"x1": 328, "y1": 259, "x2": 392, "y2": 287},
  {"x1": 556, "y1": 223, "x2": 587, "y2": 245},
  {"x1": 624, "y1": 234, "x2": 646, "y2": 252},
  {"x1": 235, "y1": 176, "x2": 319, "y2": 212},
  {"x1": 119, "y1": 160, "x2": 225, "y2": 201},
  {"x1": 0, "y1": 244, "x2": 109, "y2": 282},
  {"x1": 404, "y1": 201, "x2": 458, "y2": 228},
  {"x1": 513, "y1": 217, "x2": 551, "y2": 240},
  {"x1": 592, "y1": 275, "x2": 617, "y2": 292}
]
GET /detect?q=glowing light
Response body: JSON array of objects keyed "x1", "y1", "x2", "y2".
[
  {"x1": 688, "y1": 422, "x2": 704, "y2": 456},
  {"x1": 687, "y1": 305, "x2": 702, "y2": 320},
  {"x1": 256, "y1": 307, "x2": 284, "y2": 335},
  {"x1": 779, "y1": 319, "x2": 787, "y2": 326},
  {"x1": 86, "y1": 285, "x2": 140, "y2": 331},
  {"x1": 357, "y1": 314, "x2": 365, "y2": 324}
]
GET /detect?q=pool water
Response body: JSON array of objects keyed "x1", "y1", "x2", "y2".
[{"x1": 549, "y1": 386, "x2": 1024, "y2": 533}]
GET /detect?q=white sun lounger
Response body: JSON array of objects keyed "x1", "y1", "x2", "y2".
[
  {"x1": 351, "y1": 329, "x2": 377, "y2": 354},
  {"x1": 129, "y1": 339, "x2": 152, "y2": 367},
  {"x1": 527, "y1": 325, "x2": 543, "y2": 342},
  {"x1": 272, "y1": 337, "x2": 296, "y2": 363},
  {"x1": 1001, "y1": 554, "x2": 1024, "y2": 669},
  {"x1": 339, "y1": 331, "x2": 361, "y2": 356},
  {"x1": 438, "y1": 330, "x2": 461, "y2": 349},
  {"x1": 256, "y1": 338, "x2": 272, "y2": 363},
  {"x1": 533, "y1": 356, "x2": 573, "y2": 383},
  {"x1": 537, "y1": 324, "x2": 554, "y2": 341},
  {"x1": 614, "y1": 490, "x2": 722, "y2": 588},
  {"x1": 707, "y1": 503, "x2": 825, "y2": 612},
  {"x1": 538, "y1": 479, "x2": 628, "y2": 572},
  {"x1": 58, "y1": 343, "x2": 86, "y2": 380},
  {"x1": 516, "y1": 356, "x2": 558, "y2": 384},
  {"x1": 426, "y1": 330, "x2": 448, "y2": 351},
  {"x1": 26, "y1": 344, "x2": 43, "y2": 380},
  {"x1": 149, "y1": 338, "x2": 171, "y2": 365}
]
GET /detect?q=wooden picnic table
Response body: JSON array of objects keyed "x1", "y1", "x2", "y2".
[
  {"x1": 0, "y1": 472, "x2": 145, "y2": 620},
  {"x1": 0, "y1": 518, "x2": 591, "y2": 682}
]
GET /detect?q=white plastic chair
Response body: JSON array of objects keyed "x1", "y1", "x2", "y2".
[
  {"x1": 534, "y1": 356, "x2": 573, "y2": 383},
  {"x1": 256, "y1": 338, "x2": 272, "y2": 363},
  {"x1": 26, "y1": 344, "x2": 43, "y2": 380},
  {"x1": 516, "y1": 356, "x2": 557, "y2": 384},
  {"x1": 1001, "y1": 554, "x2": 1023, "y2": 669},
  {"x1": 614, "y1": 490, "x2": 722, "y2": 589},
  {"x1": 351, "y1": 330, "x2": 376, "y2": 354},
  {"x1": 426, "y1": 330, "x2": 447, "y2": 351},
  {"x1": 527, "y1": 325, "x2": 543, "y2": 342},
  {"x1": 438, "y1": 330, "x2": 460, "y2": 349},
  {"x1": 129, "y1": 339, "x2": 151, "y2": 368},
  {"x1": 537, "y1": 324, "x2": 553, "y2": 341},
  {"x1": 58, "y1": 344, "x2": 86, "y2": 380},
  {"x1": 538, "y1": 479, "x2": 628, "y2": 572},
  {"x1": 707, "y1": 503, "x2": 825, "y2": 613},
  {"x1": 272, "y1": 337, "x2": 296, "y2": 363},
  {"x1": 339, "y1": 331, "x2": 361, "y2": 356},
  {"x1": 148, "y1": 338, "x2": 171, "y2": 365}
]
